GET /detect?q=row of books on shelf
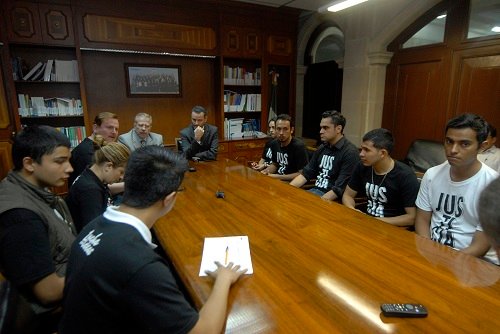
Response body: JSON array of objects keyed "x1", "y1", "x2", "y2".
[
  {"x1": 56, "y1": 126, "x2": 87, "y2": 149},
  {"x1": 18, "y1": 94, "x2": 83, "y2": 117},
  {"x1": 223, "y1": 118, "x2": 266, "y2": 139},
  {"x1": 223, "y1": 65, "x2": 261, "y2": 86},
  {"x1": 12, "y1": 58, "x2": 79, "y2": 82},
  {"x1": 224, "y1": 92, "x2": 262, "y2": 112}
]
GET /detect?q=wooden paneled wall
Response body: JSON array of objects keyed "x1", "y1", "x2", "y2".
[
  {"x1": 73, "y1": 0, "x2": 297, "y2": 144},
  {"x1": 81, "y1": 51, "x2": 216, "y2": 145},
  {"x1": 383, "y1": 0, "x2": 500, "y2": 159}
]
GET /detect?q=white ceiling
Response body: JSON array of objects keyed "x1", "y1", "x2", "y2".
[{"x1": 227, "y1": 0, "x2": 335, "y2": 11}]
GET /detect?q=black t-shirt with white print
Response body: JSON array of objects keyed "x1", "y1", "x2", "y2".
[
  {"x1": 348, "y1": 160, "x2": 419, "y2": 217},
  {"x1": 270, "y1": 137, "x2": 308, "y2": 175}
]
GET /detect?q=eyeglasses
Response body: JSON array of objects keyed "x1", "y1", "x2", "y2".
[{"x1": 136, "y1": 123, "x2": 151, "y2": 129}]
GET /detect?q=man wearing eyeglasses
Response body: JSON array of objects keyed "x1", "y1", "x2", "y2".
[{"x1": 118, "y1": 113, "x2": 164, "y2": 152}]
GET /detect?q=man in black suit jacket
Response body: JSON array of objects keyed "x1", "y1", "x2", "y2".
[{"x1": 179, "y1": 106, "x2": 218, "y2": 160}]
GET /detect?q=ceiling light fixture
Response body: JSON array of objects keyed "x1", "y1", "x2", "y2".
[{"x1": 320, "y1": 0, "x2": 370, "y2": 12}]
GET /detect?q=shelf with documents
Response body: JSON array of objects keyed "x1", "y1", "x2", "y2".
[
  {"x1": 220, "y1": 57, "x2": 264, "y2": 139},
  {"x1": 10, "y1": 45, "x2": 80, "y2": 82},
  {"x1": 7, "y1": 44, "x2": 85, "y2": 147}
]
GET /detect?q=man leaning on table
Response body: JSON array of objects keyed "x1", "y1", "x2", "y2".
[
  {"x1": 415, "y1": 113, "x2": 499, "y2": 265},
  {"x1": 290, "y1": 110, "x2": 359, "y2": 201},
  {"x1": 59, "y1": 146, "x2": 247, "y2": 333},
  {"x1": 180, "y1": 105, "x2": 218, "y2": 161}
]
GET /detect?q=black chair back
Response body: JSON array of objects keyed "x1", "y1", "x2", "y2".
[{"x1": 0, "y1": 280, "x2": 42, "y2": 334}]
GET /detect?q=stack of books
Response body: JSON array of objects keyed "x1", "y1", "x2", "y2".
[
  {"x1": 223, "y1": 66, "x2": 261, "y2": 86},
  {"x1": 56, "y1": 126, "x2": 87, "y2": 149},
  {"x1": 17, "y1": 94, "x2": 83, "y2": 117},
  {"x1": 224, "y1": 91, "x2": 262, "y2": 112},
  {"x1": 13, "y1": 58, "x2": 79, "y2": 82}
]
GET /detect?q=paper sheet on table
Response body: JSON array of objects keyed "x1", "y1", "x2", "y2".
[{"x1": 199, "y1": 236, "x2": 253, "y2": 276}]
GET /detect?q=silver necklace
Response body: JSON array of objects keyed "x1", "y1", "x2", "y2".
[{"x1": 371, "y1": 160, "x2": 394, "y2": 187}]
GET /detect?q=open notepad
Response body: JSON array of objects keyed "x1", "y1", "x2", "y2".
[{"x1": 199, "y1": 236, "x2": 254, "y2": 276}]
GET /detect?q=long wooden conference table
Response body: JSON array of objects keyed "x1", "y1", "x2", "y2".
[{"x1": 154, "y1": 159, "x2": 500, "y2": 333}]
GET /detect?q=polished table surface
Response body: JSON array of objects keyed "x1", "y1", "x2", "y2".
[{"x1": 154, "y1": 159, "x2": 500, "y2": 333}]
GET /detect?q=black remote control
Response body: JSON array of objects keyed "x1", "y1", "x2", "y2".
[{"x1": 380, "y1": 303, "x2": 428, "y2": 318}]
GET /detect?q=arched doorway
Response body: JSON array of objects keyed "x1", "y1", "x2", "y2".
[{"x1": 302, "y1": 24, "x2": 345, "y2": 141}]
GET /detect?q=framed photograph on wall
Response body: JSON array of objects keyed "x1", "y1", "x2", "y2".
[{"x1": 125, "y1": 64, "x2": 182, "y2": 97}]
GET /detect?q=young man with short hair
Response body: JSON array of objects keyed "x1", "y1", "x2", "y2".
[
  {"x1": 118, "y1": 112, "x2": 164, "y2": 151},
  {"x1": 415, "y1": 113, "x2": 499, "y2": 265},
  {"x1": 0, "y1": 125, "x2": 76, "y2": 332},
  {"x1": 180, "y1": 105, "x2": 218, "y2": 161},
  {"x1": 261, "y1": 114, "x2": 308, "y2": 181},
  {"x1": 343, "y1": 128, "x2": 420, "y2": 226},
  {"x1": 290, "y1": 110, "x2": 359, "y2": 201},
  {"x1": 60, "y1": 146, "x2": 246, "y2": 333}
]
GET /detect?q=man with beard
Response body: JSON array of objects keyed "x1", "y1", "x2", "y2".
[
  {"x1": 290, "y1": 110, "x2": 359, "y2": 201},
  {"x1": 261, "y1": 114, "x2": 308, "y2": 181}
]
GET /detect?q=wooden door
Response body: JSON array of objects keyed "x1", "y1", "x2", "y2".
[
  {"x1": 383, "y1": 48, "x2": 451, "y2": 159},
  {"x1": 450, "y1": 46, "x2": 500, "y2": 130}
]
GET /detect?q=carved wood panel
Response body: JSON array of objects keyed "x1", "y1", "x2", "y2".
[
  {"x1": 5, "y1": 2, "x2": 74, "y2": 46},
  {"x1": 221, "y1": 26, "x2": 261, "y2": 57},
  {"x1": 83, "y1": 14, "x2": 216, "y2": 52},
  {"x1": 5, "y1": 1, "x2": 43, "y2": 44},
  {"x1": 225, "y1": 30, "x2": 240, "y2": 55},
  {"x1": 267, "y1": 35, "x2": 292, "y2": 57},
  {"x1": 39, "y1": 4, "x2": 75, "y2": 46}
]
